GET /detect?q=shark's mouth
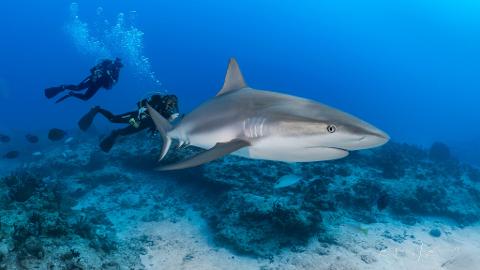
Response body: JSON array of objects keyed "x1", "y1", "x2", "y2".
[
  {"x1": 327, "y1": 146, "x2": 349, "y2": 152},
  {"x1": 306, "y1": 146, "x2": 349, "y2": 152}
]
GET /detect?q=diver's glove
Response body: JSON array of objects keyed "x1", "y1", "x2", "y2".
[{"x1": 168, "y1": 113, "x2": 180, "y2": 121}]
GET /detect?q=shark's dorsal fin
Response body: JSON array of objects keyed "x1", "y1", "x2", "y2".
[{"x1": 216, "y1": 58, "x2": 247, "y2": 96}]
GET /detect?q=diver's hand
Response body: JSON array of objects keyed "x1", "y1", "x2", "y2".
[{"x1": 168, "y1": 113, "x2": 180, "y2": 121}]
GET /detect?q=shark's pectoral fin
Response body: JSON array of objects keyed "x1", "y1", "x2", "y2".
[
  {"x1": 156, "y1": 139, "x2": 250, "y2": 171},
  {"x1": 216, "y1": 58, "x2": 247, "y2": 96}
]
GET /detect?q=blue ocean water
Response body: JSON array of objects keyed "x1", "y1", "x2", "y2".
[
  {"x1": 1, "y1": 2, "x2": 480, "y2": 269},
  {"x1": 1, "y1": 0, "x2": 479, "y2": 165},
  {"x1": 0, "y1": 1, "x2": 480, "y2": 156}
]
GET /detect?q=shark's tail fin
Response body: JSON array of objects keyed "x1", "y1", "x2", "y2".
[{"x1": 147, "y1": 104, "x2": 173, "y2": 161}]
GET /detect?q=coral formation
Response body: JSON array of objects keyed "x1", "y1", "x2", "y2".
[
  {"x1": 0, "y1": 135, "x2": 479, "y2": 267},
  {"x1": 429, "y1": 142, "x2": 452, "y2": 162}
]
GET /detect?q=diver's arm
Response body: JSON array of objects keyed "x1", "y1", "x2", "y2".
[
  {"x1": 80, "y1": 76, "x2": 91, "y2": 84},
  {"x1": 97, "y1": 109, "x2": 135, "y2": 124}
]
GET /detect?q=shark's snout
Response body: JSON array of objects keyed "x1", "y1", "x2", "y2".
[{"x1": 342, "y1": 125, "x2": 390, "y2": 150}]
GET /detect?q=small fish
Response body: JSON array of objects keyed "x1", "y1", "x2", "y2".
[
  {"x1": 345, "y1": 223, "x2": 369, "y2": 236},
  {"x1": 32, "y1": 151, "x2": 43, "y2": 156},
  {"x1": 0, "y1": 134, "x2": 10, "y2": 143},
  {"x1": 48, "y1": 128, "x2": 66, "y2": 141},
  {"x1": 62, "y1": 149, "x2": 73, "y2": 158},
  {"x1": 4, "y1": 150, "x2": 19, "y2": 159},
  {"x1": 274, "y1": 174, "x2": 302, "y2": 189},
  {"x1": 64, "y1": 137, "x2": 74, "y2": 144},
  {"x1": 25, "y1": 134, "x2": 39, "y2": 144}
]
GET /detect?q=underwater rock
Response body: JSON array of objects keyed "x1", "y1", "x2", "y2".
[
  {"x1": 429, "y1": 142, "x2": 451, "y2": 162},
  {"x1": 28, "y1": 212, "x2": 43, "y2": 236},
  {"x1": 372, "y1": 144, "x2": 407, "y2": 179},
  {"x1": 207, "y1": 192, "x2": 321, "y2": 257},
  {"x1": 24, "y1": 237, "x2": 45, "y2": 259},
  {"x1": 467, "y1": 166, "x2": 480, "y2": 182},
  {"x1": 60, "y1": 249, "x2": 81, "y2": 262},
  {"x1": 90, "y1": 232, "x2": 118, "y2": 254},
  {"x1": 376, "y1": 192, "x2": 389, "y2": 211},
  {"x1": 1, "y1": 131, "x2": 479, "y2": 267},
  {"x1": 381, "y1": 230, "x2": 408, "y2": 243},
  {"x1": 12, "y1": 224, "x2": 32, "y2": 250},
  {"x1": 429, "y1": 228, "x2": 442, "y2": 238},
  {"x1": 3, "y1": 172, "x2": 43, "y2": 202},
  {"x1": 360, "y1": 254, "x2": 377, "y2": 264},
  {"x1": 101, "y1": 261, "x2": 121, "y2": 270},
  {"x1": 45, "y1": 217, "x2": 69, "y2": 238},
  {"x1": 0, "y1": 134, "x2": 10, "y2": 143},
  {"x1": 86, "y1": 151, "x2": 108, "y2": 171}
]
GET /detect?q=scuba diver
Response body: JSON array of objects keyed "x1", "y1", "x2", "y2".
[
  {"x1": 78, "y1": 94, "x2": 179, "y2": 152},
  {"x1": 45, "y1": 58, "x2": 123, "y2": 103}
]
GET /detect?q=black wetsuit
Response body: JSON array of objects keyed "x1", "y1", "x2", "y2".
[
  {"x1": 78, "y1": 95, "x2": 179, "y2": 152},
  {"x1": 45, "y1": 59, "x2": 122, "y2": 103}
]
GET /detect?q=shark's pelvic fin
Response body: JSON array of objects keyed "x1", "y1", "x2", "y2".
[
  {"x1": 156, "y1": 139, "x2": 250, "y2": 171},
  {"x1": 147, "y1": 104, "x2": 173, "y2": 161},
  {"x1": 216, "y1": 58, "x2": 247, "y2": 96}
]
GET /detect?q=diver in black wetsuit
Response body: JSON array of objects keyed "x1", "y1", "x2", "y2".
[
  {"x1": 45, "y1": 58, "x2": 123, "y2": 103},
  {"x1": 78, "y1": 94, "x2": 179, "y2": 152}
]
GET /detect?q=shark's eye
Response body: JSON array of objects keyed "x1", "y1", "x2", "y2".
[{"x1": 327, "y1": 125, "x2": 336, "y2": 133}]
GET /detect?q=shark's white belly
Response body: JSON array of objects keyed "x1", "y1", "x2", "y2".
[{"x1": 243, "y1": 137, "x2": 349, "y2": 162}]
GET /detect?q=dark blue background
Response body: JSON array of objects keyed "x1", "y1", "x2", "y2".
[{"x1": 0, "y1": 0, "x2": 479, "y2": 163}]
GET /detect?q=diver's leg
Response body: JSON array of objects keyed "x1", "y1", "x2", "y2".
[
  {"x1": 63, "y1": 77, "x2": 91, "y2": 91},
  {"x1": 96, "y1": 109, "x2": 132, "y2": 124},
  {"x1": 69, "y1": 86, "x2": 100, "y2": 101},
  {"x1": 45, "y1": 77, "x2": 91, "y2": 99}
]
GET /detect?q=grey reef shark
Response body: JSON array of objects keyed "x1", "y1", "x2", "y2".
[{"x1": 148, "y1": 58, "x2": 389, "y2": 170}]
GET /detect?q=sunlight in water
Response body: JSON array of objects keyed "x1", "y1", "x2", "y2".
[{"x1": 65, "y1": 2, "x2": 161, "y2": 86}]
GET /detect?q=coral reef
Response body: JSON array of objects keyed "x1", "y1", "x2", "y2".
[
  {"x1": 0, "y1": 134, "x2": 479, "y2": 268},
  {"x1": 429, "y1": 142, "x2": 452, "y2": 162},
  {"x1": 188, "y1": 141, "x2": 480, "y2": 256}
]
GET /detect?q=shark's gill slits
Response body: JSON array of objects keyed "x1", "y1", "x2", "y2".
[{"x1": 243, "y1": 117, "x2": 267, "y2": 139}]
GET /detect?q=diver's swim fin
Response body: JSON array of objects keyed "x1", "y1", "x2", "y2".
[
  {"x1": 156, "y1": 139, "x2": 250, "y2": 171},
  {"x1": 78, "y1": 107, "x2": 98, "y2": 131},
  {"x1": 44, "y1": 86, "x2": 65, "y2": 99},
  {"x1": 100, "y1": 134, "x2": 116, "y2": 153}
]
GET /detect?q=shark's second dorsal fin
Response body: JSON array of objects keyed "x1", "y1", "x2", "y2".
[{"x1": 217, "y1": 58, "x2": 247, "y2": 96}]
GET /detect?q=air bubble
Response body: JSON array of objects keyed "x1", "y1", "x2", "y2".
[{"x1": 65, "y1": 3, "x2": 162, "y2": 88}]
